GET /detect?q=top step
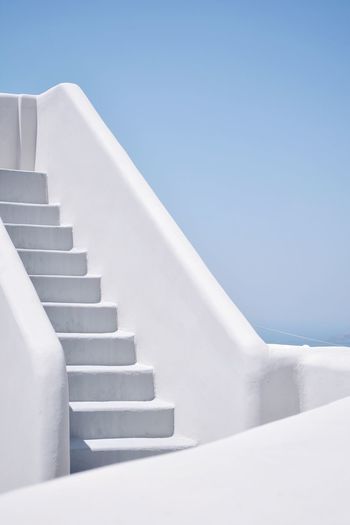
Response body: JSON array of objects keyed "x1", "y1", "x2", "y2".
[{"x1": 0, "y1": 169, "x2": 48, "y2": 204}]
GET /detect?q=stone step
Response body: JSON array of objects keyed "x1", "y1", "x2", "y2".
[
  {"x1": 43, "y1": 302, "x2": 118, "y2": 333},
  {"x1": 0, "y1": 201, "x2": 60, "y2": 225},
  {"x1": 5, "y1": 223, "x2": 73, "y2": 250},
  {"x1": 58, "y1": 331, "x2": 136, "y2": 365},
  {"x1": 70, "y1": 435, "x2": 196, "y2": 473},
  {"x1": 67, "y1": 364, "x2": 155, "y2": 401},
  {"x1": 0, "y1": 169, "x2": 48, "y2": 204},
  {"x1": 30, "y1": 275, "x2": 101, "y2": 303},
  {"x1": 18, "y1": 248, "x2": 88, "y2": 276},
  {"x1": 69, "y1": 400, "x2": 174, "y2": 439}
]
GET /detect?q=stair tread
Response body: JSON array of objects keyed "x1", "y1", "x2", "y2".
[
  {"x1": 29, "y1": 274, "x2": 101, "y2": 279},
  {"x1": 0, "y1": 201, "x2": 59, "y2": 207},
  {"x1": 67, "y1": 364, "x2": 153, "y2": 373},
  {"x1": 70, "y1": 399, "x2": 174, "y2": 411},
  {"x1": 43, "y1": 301, "x2": 116, "y2": 306},
  {"x1": 0, "y1": 168, "x2": 46, "y2": 174},
  {"x1": 0, "y1": 202, "x2": 60, "y2": 226},
  {"x1": 17, "y1": 247, "x2": 86, "y2": 254},
  {"x1": 3, "y1": 167, "x2": 193, "y2": 462},
  {"x1": 58, "y1": 330, "x2": 134, "y2": 339},
  {"x1": 4, "y1": 222, "x2": 71, "y2": 228},
  {"x1": 70, "y1": 435, "x2": 196, "y2": 451}
]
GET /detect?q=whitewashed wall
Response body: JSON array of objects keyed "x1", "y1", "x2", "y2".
[
  {"x1": 0, "y1": 220, "x2": 69, "y2": 493},
  {"x1": 0, "y1": 94, "x2": 36, "y2": 171},
  {"x1": 35, "y1": 84, "x2": 269, "y2": 442}
]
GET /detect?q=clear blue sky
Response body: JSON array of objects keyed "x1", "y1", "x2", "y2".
[{"x1": 1, "y1": 1, "x2": 350, "y2": 345}]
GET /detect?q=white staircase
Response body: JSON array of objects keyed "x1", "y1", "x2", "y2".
[{"x1": 0, "y1": 168, "x2": 196, "y2": 473}]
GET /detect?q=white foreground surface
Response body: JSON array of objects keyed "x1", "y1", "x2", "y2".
[{"x1": 0, "y1": 397, "x2": 349, "y2": 524}]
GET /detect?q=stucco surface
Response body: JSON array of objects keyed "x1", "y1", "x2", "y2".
[
  {"x1": 1, "y1": 397, "x2": 349, "y2": 524},
  {"x1": 0, "y1": 219, "x2": 69, "y2": 493},
  {"x1": 1, "y1": 84, "x2": 350, "y2": 496},
  {"x1": 35, "y1": 83, "x2": 269, "y2": 441}
]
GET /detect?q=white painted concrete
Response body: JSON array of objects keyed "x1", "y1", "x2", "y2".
[
  {"x1": 0, "y1": 96, "x2": 19, "y2": 169},
  {"x1": 67, "y1": 364, "x2": 155, "y2": 401},
  {"x1": 34, "y1": 83, "x2": 268, "y2": 443},
  {"x1": 0, "y1": 165, "x2": 195, "y2": 475},
  {"x1": 299, "y1": 346, "x2": 350, "y2": 410},
  {"x1": 0, "y1": 96, "x2": 36, "y2": 171},
  {"x1": 59, "y1": 331, "x2": 136, "y2": 365},
  {"x1": 43, "y1": 302, "x2": 118, "y2": 333},
  {"x1": 70, "y1": 435, "x2": 196, "y2": 473},
  {"x1": 0, "y1": 219, "x2": 69, "y2": 493},
  {"x1": 0, "y1": 202, "x2": 60, "y2": 225},
  {"x1": 1, "y1": 84, "x2": 350, "y2": 495},
  {"x1": 261, "y1": 344, "x2": 303, "y2": 423},
  {"x1": 30, "y1": 275, "x2": 101, "y2": 303},
  {"x1": 265, "y1": 344, "x2": 350, "y2": 422},
  {"x1": 1, "y1": 397, "x2": 350, "y2": 525}
]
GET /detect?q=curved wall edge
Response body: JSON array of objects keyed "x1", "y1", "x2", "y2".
[{"x1": 0, "y1": 219, "x2": 69, "y2": 493}]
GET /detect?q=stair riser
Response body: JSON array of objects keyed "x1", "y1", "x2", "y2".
[
  {"x1": 0, "y1": 203, "x2": 60, "y2": 225},
  {"x1": 71, "y1": 448, "x2": 181, "y2": 473},
  {"x1": 70, "y1": 407, "x2": 174, "y2": 439},
  {"x1": 31, "y1": 276, "x2": 101, "y2": 303},
  {"x1": 60, "y1": 336, "x2": 136, "y2": 366},
  {"x1": 68, "y1": 370, "x2": 155, "y2": 401},
  {"x1": 5, "y1": 224, "x2": 73, "y2": 250},
  {"x1": 0, "y1": 170, "x2": 48, "y2": 204},
  {"x1": 18, "y1": 250, "x2": 88, "y2": 276},
  {"x1": 44, "y1": 304, "x2": 118, "y2": 333}
]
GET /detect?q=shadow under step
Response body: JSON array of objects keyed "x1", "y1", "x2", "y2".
[{"x1": 70, "y1": 435, "x2": 197, "y2": 473}]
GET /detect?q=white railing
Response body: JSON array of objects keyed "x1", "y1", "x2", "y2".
[{"x1": 0, "y1": 220, "x2": 69, "y2": 493}]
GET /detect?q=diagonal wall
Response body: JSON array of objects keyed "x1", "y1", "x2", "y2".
[{"x1": 34, "y1": 83, "x2": 269, "y2": 442}]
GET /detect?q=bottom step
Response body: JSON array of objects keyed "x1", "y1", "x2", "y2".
[{"x1": 70, "y1": 436, "x2": 197, "y2": 473}]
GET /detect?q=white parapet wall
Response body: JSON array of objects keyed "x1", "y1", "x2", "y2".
[
  {"x1": 0, "y1": 220, "x2": 69, "y2": 493},
  {"x1": 33, "y1": 83, "x2": 270, "y2": 442},
  {"x1": 262, "y1": 343, "x2": 350, "y2": 424}
]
